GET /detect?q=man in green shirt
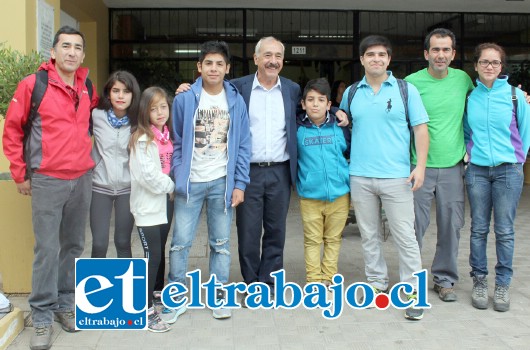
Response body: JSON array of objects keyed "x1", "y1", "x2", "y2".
[{"x1": 405, "y1": 28, "x2": 474, "y2": 302}]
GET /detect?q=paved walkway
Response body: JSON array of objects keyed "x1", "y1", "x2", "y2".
[{"x1": 5, "y1": 187, "x2": 530, "y2": 349}]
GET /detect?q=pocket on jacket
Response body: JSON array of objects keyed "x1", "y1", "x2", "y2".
[{"x1": 301, "y1": 171, "x2": 324, "y2": 194}]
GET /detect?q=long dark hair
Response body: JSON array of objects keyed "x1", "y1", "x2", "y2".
[{"x1": 98, "y1": 71, "x2": 141, "y2": 127}]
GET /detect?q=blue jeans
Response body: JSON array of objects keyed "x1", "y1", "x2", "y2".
[
  {"x1": 465, "y1": 163, "x2": 523, "y2": 286},
  {"x1": 169, "y1": 177, "x2": 232, "y2": 286}
]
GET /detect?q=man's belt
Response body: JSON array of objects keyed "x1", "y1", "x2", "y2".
[{"x1": 250, "y1": 161, "x2": 288, "y2": 167}]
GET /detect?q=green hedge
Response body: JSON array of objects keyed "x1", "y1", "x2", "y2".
[{"x1": 0, "y1": 44, "x2": 43, "y2": 117}]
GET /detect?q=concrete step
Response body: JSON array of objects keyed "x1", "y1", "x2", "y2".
[{"x1": 0, "y1": 307, "x2": 24, "y2": 350}]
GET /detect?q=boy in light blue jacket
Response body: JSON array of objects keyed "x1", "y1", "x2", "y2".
[
  {"x1": 296, "y1": 78, "x2": 351, "y2": 286},
  {"x1": 168, "y1": 40, "x2": 251, "y2": 321}
]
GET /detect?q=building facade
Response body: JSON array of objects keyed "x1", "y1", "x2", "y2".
[{"x1": 108, "y1": 8, "x2": 530, "y2": 92}]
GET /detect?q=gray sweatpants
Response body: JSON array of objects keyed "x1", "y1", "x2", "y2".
[
  {"x1": 412, "y1": 163, "x2": 465, "y2": 288},
  {"x1": 29, "y1": 171, "x2": 91, "y2": 327}
]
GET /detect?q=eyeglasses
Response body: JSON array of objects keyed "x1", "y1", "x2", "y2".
[{"x1": 478, "y1": 60, "x2": 502, "y2": 68}]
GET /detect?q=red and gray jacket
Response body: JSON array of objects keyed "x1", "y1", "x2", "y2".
[{"x1": 3, "y1": 60, "x2": 98, "y2": 183}]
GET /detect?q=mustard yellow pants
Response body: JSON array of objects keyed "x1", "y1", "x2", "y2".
[{"x1": 300, "y1": 193, "x2": 350, "y2": 283}]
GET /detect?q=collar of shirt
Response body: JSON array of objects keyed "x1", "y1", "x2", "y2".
[
  {"x1": 358, "y1": 70, "x2": 396, "y2": 89},
  {"x1": 252, "y1": 73, "x2": 282, "y2": 91},
  {"x1": 302, "y1": 111, "x2": 330, "y2": 126}
]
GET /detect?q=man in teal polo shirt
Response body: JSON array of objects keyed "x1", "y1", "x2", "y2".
[
  {"x1": 340, "y1": 35, "x2": 429, "y2": 320},
  {"x1": 405, "y1": 28, "x2": 474, "y2": 302}
]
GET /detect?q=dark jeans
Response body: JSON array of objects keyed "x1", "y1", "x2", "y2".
[{"x1": 236, "y1": 163, "x2": 291, "y2": 286}]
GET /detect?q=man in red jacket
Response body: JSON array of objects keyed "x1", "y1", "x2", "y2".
[{"x1": 3, "y1": 26, "x2": 98, "y2": 350}]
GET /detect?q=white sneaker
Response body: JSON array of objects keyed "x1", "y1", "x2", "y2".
[
  {"x1": 159, "y1": 304, "x2": 187, "y2": 324},
  {"x1": 212, "y1": 290, "x2": 232, "y2": 319}
]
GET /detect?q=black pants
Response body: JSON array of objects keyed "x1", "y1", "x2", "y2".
[
  {"x1": 236, "y1": 162, "x2": 291, "y2": 286},
  {"x1": 155, "y1": 196, "x2": 174, "y2": 292},
  {"x1": 137, "y1": 195, "x2": 174, "y2": 306},
  {"x1": 90, "y1": 191, "x2": 134, "y2": 258},
  {"x1": 137, "y1": 225, "x2": 161, "y2": 307}
]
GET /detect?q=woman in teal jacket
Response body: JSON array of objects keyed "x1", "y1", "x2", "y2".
[{"x1": 464, "y1": 43, "x2": 530, "y2": 312}]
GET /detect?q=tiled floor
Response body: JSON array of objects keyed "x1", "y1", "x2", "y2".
[{"x1": 5, "y1": 187, "x2": 530, "y2": 349}]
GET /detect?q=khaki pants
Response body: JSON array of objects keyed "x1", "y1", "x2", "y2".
[{"x1": 300, "y1": 193, "x2": 349, "y2": 283}]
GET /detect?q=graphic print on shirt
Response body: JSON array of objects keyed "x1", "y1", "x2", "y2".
[
  {"x1": 159, "y1": 151, "x2": 172, "y2": 174},
  {"x1": 304, "y1": 134, "x2": 335, "y2": 146},
  {"x1": 190, "y1": 89, "x2": 230, "y2": 182},
  {"x1": 194, "y1": 107, "x2": 229, "y2": 156}
]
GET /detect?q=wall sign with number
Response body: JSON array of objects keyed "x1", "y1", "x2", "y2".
[{"x1": 292, "y1": 46, "x2": 306, "y2": 55}]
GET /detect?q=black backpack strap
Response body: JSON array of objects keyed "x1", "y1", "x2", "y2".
[
  {"x1": 85, "y1": 77, "x2": 94, "y2": 135},
  {"x1": 396, "y1": 79, "x2": 410, "y2": 130},
  {"x1": 464, "y1": 89, "x2": 474, "y2": 117},
  {"x1": 24, "y1": 71, "x2": 49, "y2": 179},
  {"x1": 86, "y1": 77, "x2": 93, "y2": 101},
  {"x1": 512, "y1": 85, "x2": 518, "y2": 127},
  {"x1": 29, "y1": 71, "x2": 48, "y2": 125},
  {"x1": 346, "y1": 81, "x2": 360, "y2": 118}
]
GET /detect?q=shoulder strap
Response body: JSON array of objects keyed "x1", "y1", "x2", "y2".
[
  {"x1": 29, "y1": 71, "x2": 49, "y2": 125},
  {"x1": 464, "y1": 89, "x2": 474, "y2": 116},
  {"x1": 31, "y1": 71, "x2": 93, "y2": 108},
  {"x1": 512, "y1": 85, "x2": 518, "y2": 127},
  {"x1": 346, "y1": 81, "x2": 360, "y2": 117},
  {"x1": 23, "y1": 71, "x2": 49, "y2": 179},
  {"x1": 26, "y1": 71, "x2": 48, "y2": 146},
  {"x1": 396, "y1": 79, "x2": 410, "y2": 129},
  {"x1": 86, "y1": 77, "x2": 93, "y2": 101}
]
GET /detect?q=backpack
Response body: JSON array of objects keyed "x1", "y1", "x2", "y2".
[
  {"x1": 345, "y1": 78, "x2": 410, "y2": 129},
  {"x1": 22, "y1": 70, "x2": 94, "y2": 179}
]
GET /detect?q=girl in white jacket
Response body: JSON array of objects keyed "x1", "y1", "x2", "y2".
[{"x1": 129, "y1": 87, "x2": 175, "y2": 333}]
